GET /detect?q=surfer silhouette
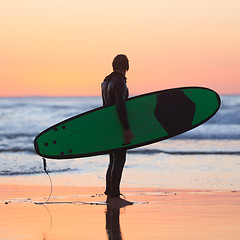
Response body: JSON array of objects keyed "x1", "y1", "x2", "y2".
[{"x1": 101, "y1": 54, "x2": 134, "y2": 208}]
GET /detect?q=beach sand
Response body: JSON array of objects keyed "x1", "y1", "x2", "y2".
[{"x1": 0, "y1": 184, "x2": 239, "y2": 240}]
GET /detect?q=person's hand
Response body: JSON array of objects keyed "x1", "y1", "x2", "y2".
[{"x1": 123, "y1": 129, "x2": 135, "y2": 145}]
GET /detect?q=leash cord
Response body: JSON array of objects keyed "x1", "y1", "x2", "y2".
[{"x1": 42, "y1": 158, "x2": 53, "y2": 204}]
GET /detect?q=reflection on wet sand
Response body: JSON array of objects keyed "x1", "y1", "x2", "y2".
[
  {"x1": 106, "y1": 207, "x2": 123, "y2": 240},
  {"x1": 1, "y1": 185, "x2": 240, "y2": 240},
  {"x1": 41, "y1": 202, "x2": 126, "y2": 240},
  {"x1": 39, "y1": 202, "x2": 125, "y2": 240},
  {"x1": 41, "y1": 205, "x2": 53, "y2": 240}
]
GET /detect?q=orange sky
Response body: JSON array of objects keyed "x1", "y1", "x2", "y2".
[{"x1": 1, "y1": 0, "x2": 240, "y2": 96}]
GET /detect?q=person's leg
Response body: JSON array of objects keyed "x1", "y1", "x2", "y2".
[
  {"x1": 105, "y1": 153, "x2": 114, "y2": 197},
  {"x1": 110, "y1": 149, "x2": 126, "y2": 198},
  {"x1": 106, "y1": 150, "x2": 133, "y2": 208}
]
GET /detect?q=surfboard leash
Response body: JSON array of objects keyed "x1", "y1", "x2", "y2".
[{"x1": 42, "y1": 157, "x2": 53, "y2": 204}]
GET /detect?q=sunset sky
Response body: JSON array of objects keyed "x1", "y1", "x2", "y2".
[{"x1": 1, "y1": 0, "x2": 239, "y2": 96}]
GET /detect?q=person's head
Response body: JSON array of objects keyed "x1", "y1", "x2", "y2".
[{"x1": 112, "y1": 54, "x2": 129, "y2": 73}]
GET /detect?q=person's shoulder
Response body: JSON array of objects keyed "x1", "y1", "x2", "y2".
[
  {"x1": 104, "y1": 72, "x2": 126, "y2": 88},
  {"x1": 103, "y1": 72, "x2": 114, "y2": 82},
  {"x1": 112, "y1": 72, "x2": 126, "y2": 85}
]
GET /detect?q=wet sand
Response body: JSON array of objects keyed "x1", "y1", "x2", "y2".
[{"x1": 0, "y1": 184, "x2": 239, "y2": 240}]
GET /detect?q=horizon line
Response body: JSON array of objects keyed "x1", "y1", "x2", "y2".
[
  {"x1": 0, "y1": 93, "x2": 240, "y2": 98},
  {"x1": 0, "y1": 95, "x2": 102, "y2": 98}
]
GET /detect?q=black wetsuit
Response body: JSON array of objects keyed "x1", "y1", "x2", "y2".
[{"x1": 101, "y1": 72, "x2": 129, "y2": 198}]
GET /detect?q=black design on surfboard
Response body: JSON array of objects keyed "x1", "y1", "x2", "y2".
[{"x1": 154, "y1": 89, "x2": 196, "y2": 135}]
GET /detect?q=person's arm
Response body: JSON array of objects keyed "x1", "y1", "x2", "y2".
[
  {"x1": 115, "y1": 79, "x2": 134, "y2": 144},
  {"x1": 115, "y1": 80, "x2": 129, "y2": 130},
  {"x1": 123, "y1": 129, "x2": 135, "y2": 145}
]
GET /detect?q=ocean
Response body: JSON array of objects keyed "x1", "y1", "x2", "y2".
[{"x1": 0, "y1": 95, "x2": 240, "y2": 190}]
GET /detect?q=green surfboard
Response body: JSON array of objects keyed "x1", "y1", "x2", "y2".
[{"x1": 34, "y1": 87, "x2": 221, "y2": 159}]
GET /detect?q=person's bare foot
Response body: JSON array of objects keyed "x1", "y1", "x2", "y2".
[{"x1": 106, "y1": 197, "x2": 133, "y2": 208}]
